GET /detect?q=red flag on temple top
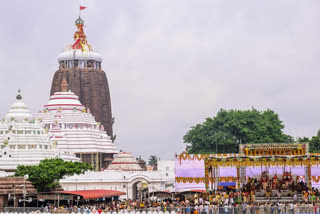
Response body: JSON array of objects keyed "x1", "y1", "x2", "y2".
[{"x1": 80, "y1": 6, "x2": 87, "y2": 10}]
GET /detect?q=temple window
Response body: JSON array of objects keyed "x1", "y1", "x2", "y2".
[
  {"x1": 1, "y1": 146, "x2": 5, "y2": 149},
  {"x1": 44, "y1": 145, "x2": 48, "y2": 149},
  {"x1": 12, "y1": 130, "x2": 16, "y2": 134},
  {"x1": 10, "y1": 145, "x2": 15, "y2": 149}
]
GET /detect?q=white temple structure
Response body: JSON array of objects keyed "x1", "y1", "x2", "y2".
[
  {"x1": 107, "y1": 152, "x2": 143, "y2": 171},
  {"x1": 60, "y1": 160, "x2": 175, "y2": 199},
  {"x1": 36, "y1": 79, "x2": 118, "y2": 171},
  {"x1": 0, "y1": 91, "x2": 78, "y2": 171}
]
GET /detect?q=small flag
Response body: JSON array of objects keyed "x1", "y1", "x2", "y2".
[{"x1": 80, "y1": 6, "x2": 87, "y2": 10}]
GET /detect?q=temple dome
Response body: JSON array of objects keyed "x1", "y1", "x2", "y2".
[
  {"x1": 44, "y1": 91, "x2": 84, "y2": 112},
  {"x1": 57, "y1": 49, "x2": 102, "y2": 62},
  {"x1": 0, "y1": 91, "x2": 78, "y2": 171},
  {"x1": 4, "y1": 91, "x2": 33, "y2": 122},
  {"x1": 107, "y1": 152, "x2": 142, "y2": 171}
]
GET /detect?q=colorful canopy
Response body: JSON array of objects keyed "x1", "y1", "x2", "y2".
[{"x1": 218, "y1": 182, "x2": 236, "y2": 187}]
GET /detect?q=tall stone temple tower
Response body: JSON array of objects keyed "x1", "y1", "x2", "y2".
[{"x1": 50, "y1": 17, "x2": 114, "y2": 140}]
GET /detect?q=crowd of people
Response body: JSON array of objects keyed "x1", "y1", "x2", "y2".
[
  {"x1": 37, "y1": 172, "x2": 320, "y2": 214},
  {"x1": 42, "y1": 200, "x2": 320, "y2": 214},
  {"x1": 240, "y1": 171, "x2": 320, "y2": 204}
]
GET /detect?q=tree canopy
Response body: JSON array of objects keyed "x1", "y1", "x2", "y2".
[
  {"x1": 148, "y1": 155, "x2": 158, "y2": 166},
  {"x1": 298, "y1": 130, "x2": 320, "y2": 153},
  {"x1": 183, "y1": 108, "x2": 293, "y2": 154},
  {"x1": 14, "y1": 158, "x2": 92, "y2": 192}
]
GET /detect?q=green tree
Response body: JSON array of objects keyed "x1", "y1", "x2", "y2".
[
  {"x1": 14, "y1": 158, "x2": 92, "y2": 192},
  {"x1": 307, "y1": 130, "x2": 320, "y2": 153},
  {"x1": 297, "y1": 130, "x2": 320, "y2": 153},
  {"x1": 148, "y1": 155, "x2": 158, "y2": 170},
  {"x1": 184, "y1": 108, "x2": 293, "y2": 154},
  {"x1": 298, "y1": 137, "x2": 309, "y2": 142}
]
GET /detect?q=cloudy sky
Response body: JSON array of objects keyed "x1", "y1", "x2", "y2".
[{"x1": 0, "y1": 1, "x2": 319, "y2": 160}]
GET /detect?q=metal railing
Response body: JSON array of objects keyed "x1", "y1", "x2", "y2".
[
  {"x1": 4, "y1": 207, "x2": 43, "y2": 212},
  {"x1": 54, "y1": 206, "x2": 320, "y2": 214},
  {"x1": 2, "y1": 205, "x2": 320, "y2": 214}
]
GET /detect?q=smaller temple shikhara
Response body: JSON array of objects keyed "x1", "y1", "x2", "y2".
[{"x1": 175, "y1": 143, "x2": 320, "y2": 193}]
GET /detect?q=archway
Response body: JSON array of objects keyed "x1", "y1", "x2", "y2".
[{"x1": 132, "y1": 180, "x2": 149, "y2": 200}]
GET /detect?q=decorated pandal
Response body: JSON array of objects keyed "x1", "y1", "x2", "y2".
[
  {"x1": 0, "y1": 91, "x2": 78, "y2": 171},
  {"x1": 36, "y1": 80, "x2": 118, "y2": 171},
  {"x1": 175, "y1": 143, "x2": 320, "y2": 194}
]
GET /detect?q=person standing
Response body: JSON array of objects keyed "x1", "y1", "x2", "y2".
[
  {"x1": 265, "y1": 202, "x2": 271, "y2": 214},
  {"x1": 199, "y1": 204, "x2": 204, "y2": 214},
  {"x1": 245, "y1": 203, "x2": 250, "y2": 214},
  {"x1": 259, "y1": 203, "x2": 265, "y2": 214},
  {"x1": 289, "y1": 202, "x2": 293, "y2": 214},
  {"x1": 204, "y1": 203, "x2": 209, "y2": 214},
  {"x1": 224, "y1": 203, "x2": 229, "y2": 214},
  {"x1": 293, "y1": 203, "x2": 298, "y2": 214}
]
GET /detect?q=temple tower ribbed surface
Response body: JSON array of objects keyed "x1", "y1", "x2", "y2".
[{"x1": 50, "y1": 17, "x2": 114, "y2": 140}]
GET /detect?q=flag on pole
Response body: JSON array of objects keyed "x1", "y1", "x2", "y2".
[{"x1": 80, "y1": 6, "x2": 87, "y2": 10}]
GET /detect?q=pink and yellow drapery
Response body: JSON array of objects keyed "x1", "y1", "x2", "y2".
[{"x1": 203, "y1": 155, "x2": 320, "y2": 191}]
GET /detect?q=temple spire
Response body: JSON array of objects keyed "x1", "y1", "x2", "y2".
[
  {"x1": 16, "y1": 90, "x2": 22, "y2": 100},
  {"x1": 72, "y1": 16, "x2": 92, "y2": 52}
]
